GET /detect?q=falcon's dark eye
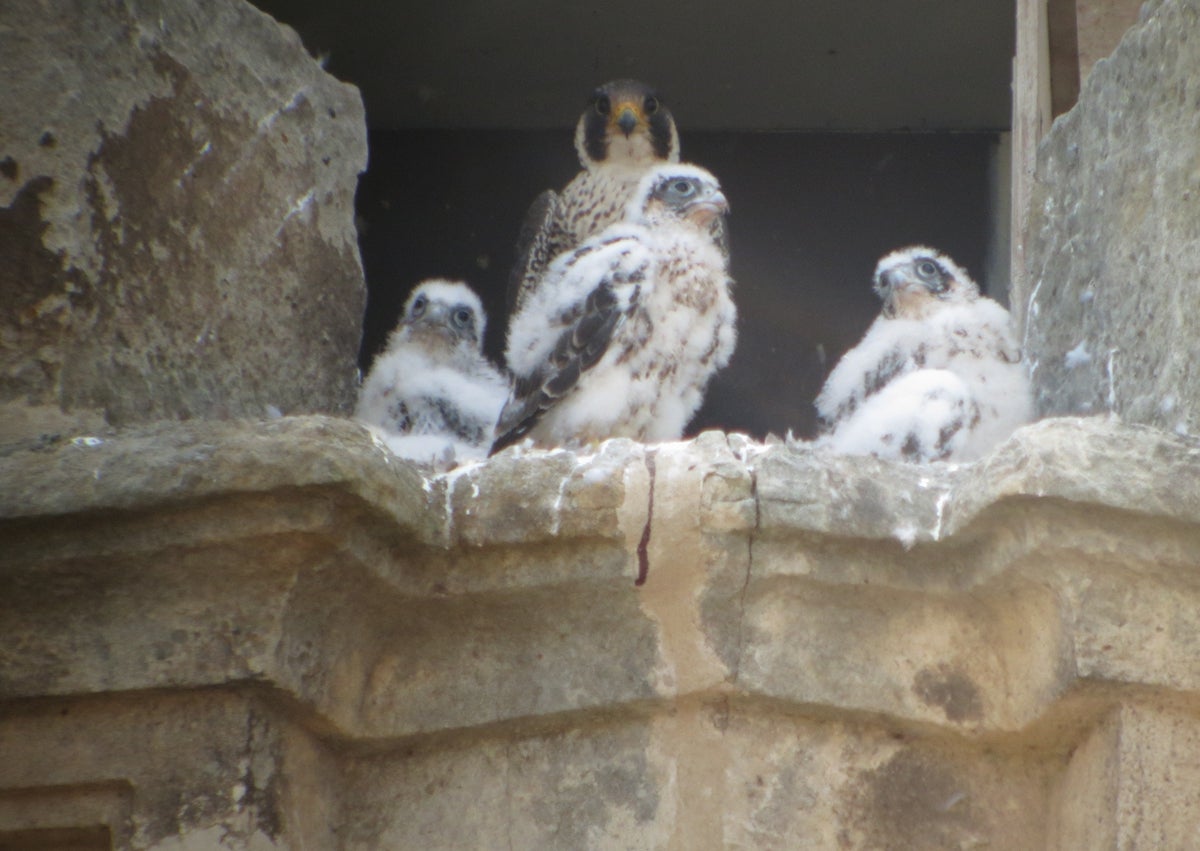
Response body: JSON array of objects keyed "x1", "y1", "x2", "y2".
[
  {"x1": 594, "y1": 95, "x2": 611, "y2": 116},
  {"x1": 410, "y1": 294, "x2": 427, "y2": 318},
  {"x1": 451, "y1": 307, "x2": 474, "y2": 330},
  {"x1": 644, "y1": 95, "x2": 659, "y2": 115},
  {"x1": 916, "y1": 260, "x2": 939, "y2": 278},
  {"x1": 671, "y1": 179, "x2": 695, "y2": 196}
]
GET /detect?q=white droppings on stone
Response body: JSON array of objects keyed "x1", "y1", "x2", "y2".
[
  {"x1": 71, "y1": 436, "x2": 104, "y2": 447},
  {"x1": 932, "y1": 489, "x2": 952, "y2": 541},
  {"x1": 178, "y1": 140, "x2": 213, "y2": 183},
  {"x1": 892, "y1": 523, "x2": 919, "y2": 550},
  {"x1": 581, "y1": 465, "x2": 611, "y2": 485},
  {"x1": 1022, "y1": 275, "x2": 1044, "y2": 359},
  {"x1": 256, "y1": 87, "x2": 311, "y2": 133},
  {"x1": 1064, "y1": 342, "x2": 1092, "y2": 369},
  {"x1": 437, "y1": 460, "x2": 487, "y2": 546},
  {"x1": 1106, "y1": 348, "x2": 1120, "y2": 414},
  {"x1": 264, "y1": 404, "x2": 283, "y2": 419},
  {"x1": 549, "y1": 473, "x2": 571, "y2": 537},
  {"x1": 279, "y1": 188, "x2": 315, "y2": 227}
]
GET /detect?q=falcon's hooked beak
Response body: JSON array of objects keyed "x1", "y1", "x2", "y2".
[{"x1": 611, "y1": 100, "x2": 645, "y2": 137}]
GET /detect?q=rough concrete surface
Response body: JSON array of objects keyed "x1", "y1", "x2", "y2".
[
  {"x1": 4, "y1": 415, "x2": 1200, "y2": 847},
  {"x1": 1021, "y1": 0, "x2": 1200, "y2": 432},
  {"x1": 0, "y1": 0, "x2": 367, "y2": 443}
]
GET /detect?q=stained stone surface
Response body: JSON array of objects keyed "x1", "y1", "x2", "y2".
[
  {"x1": 1021, "y1": 0, "x2": 1200, "y2": 432},
  {"x1": 0, "y1": 0, "x2": 367, "y2": 443},
  {"x1": 4, "y1": 415, "x2": 1200, "y2": 847}
]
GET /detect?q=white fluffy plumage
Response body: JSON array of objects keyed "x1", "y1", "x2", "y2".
[
  {"x1": 494, "y1": 163, "x2": 736, "y2": 452},
  {"x1": 815, "y1": 246, "x2": 1032, "y2": 463},
  {"x1": 356, "y1": 279, "x2": 509, "y2": 468}
]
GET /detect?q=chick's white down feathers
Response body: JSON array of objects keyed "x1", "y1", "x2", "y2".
[
  {"x1": 816, "y1": 247, "x2": 1032, "y2": 463},
  {"x1": 356, "y1": 279, "x2": 509, "y2": 467}
]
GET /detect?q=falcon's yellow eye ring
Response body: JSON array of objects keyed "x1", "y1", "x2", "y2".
[
  {"x1": 644, "y1": 95, "x2": 659, "y2": 115},
  {"x1": 594, "y1": 95, "x2": 611, "y2": 116}
]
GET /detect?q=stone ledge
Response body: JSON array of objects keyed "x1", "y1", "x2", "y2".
[
  {"x1": 7, "y1": 414, "x2": 1200, "y2": 548},
  {"x1": 4, "y1": 414, "x2": 1200, "y2": 745}
]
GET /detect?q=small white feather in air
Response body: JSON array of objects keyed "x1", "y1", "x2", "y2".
[{"x1": 815, "y1": 246, "x2": 1032, "y2": 463}]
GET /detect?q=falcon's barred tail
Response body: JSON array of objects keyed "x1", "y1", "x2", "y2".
[{"x1": 490, "y1": 283, "x2": 624, "y2": 454}]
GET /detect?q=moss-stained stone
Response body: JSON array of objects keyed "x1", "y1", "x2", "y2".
[{"x1": 0, "y1": 0, "x2": 366, "y2": 442}]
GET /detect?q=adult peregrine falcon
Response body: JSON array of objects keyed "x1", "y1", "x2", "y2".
[
  {"x1": 356, "y1": 279, "x2": 509, "y2": 468},
  {"x1": 493, "y1": 163, "x2": 736, "y2": 452},
  {"x1": 815, "y1": 246, "x2": 1032, "y2": 463},
  {"x1": 508, "y1": 79, "x2": 681, "y2": 314}
]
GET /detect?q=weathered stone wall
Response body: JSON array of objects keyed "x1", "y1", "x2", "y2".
[
  {"x1": 4, "y1": 416, "x2": 1200, "y2": 848},
  {"x1": 0, "y1": 0, "x2": 367, "y2": 443},
  {"x1": 1021, "y1": 0, "x2": 1200, "y2": 431},
  {"x1": 4, "y1": 0, "x2": 1200, "y2": 849}
]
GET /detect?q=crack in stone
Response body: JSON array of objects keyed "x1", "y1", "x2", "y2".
[
  {"x1": 635, "y1": 448, "x2": 658, "y2": 586},
  {"x1": 503, "y1": 738, "x2": 515, "y2": 851},
  {"x1": 733, "y1": 458, "x2": 760, "y2": 686}
]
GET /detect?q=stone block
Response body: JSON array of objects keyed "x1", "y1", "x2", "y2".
[
  {"x1": 0, "y1": 0, "x2": 367, "y2": 443},
  {"x1": 0, "y1": 691, "x2": 337, "y2": 850},
  {"x1": 737, "y1": 577, "x2": 1072, "y2": 732},
  {"x1": 5, "y1": 415, "x2": 1200, "y2": 847},
  {"x1": 1050, "y1": 702, "x2": 1200, "y2": 850},
  {"x1": 1022, "y1": 0, "x2": 1200, "y2": 432}
]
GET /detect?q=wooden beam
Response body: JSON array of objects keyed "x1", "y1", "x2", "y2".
[{"x1": 1011, "y1": 0, "x2": 1052, "y2": 323}]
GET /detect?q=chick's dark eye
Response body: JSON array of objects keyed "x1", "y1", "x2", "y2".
[
  {"x1": 452, "y1": 308, "x2": 473, "y2": 329},
  {"x1": 672, "y1": 180, "x2": 695, "y2": 195},
  {"x1": 644, "y1": 95, "x2": 659, "y2": 114},
  {"x1": 594, "y1": 95, "x2": 611, "y2": 116},
  {"x1": 410, "y1": 295, "x2": 426, "y2": 318},
  {"x1": 917, "y1": 261, "x2": 939, "y2": 277}
]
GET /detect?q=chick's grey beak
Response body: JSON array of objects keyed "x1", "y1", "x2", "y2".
[
  {"x1": 412, "y1": 303, "x2": 452, "y2": 332},
  {"x1": 686, "y1": 190, "x2": 729, "y2": 225}
]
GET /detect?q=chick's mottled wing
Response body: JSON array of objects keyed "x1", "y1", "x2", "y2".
[
  {"x1": 821, "y1": 369, "x2": 980, "y2": 462},
  {"x1": 494, "y1": 232, "x2": 651, "y2": 452},
  {"x1": 815, "y1": 318, "x2": 924, "y2": 432}
]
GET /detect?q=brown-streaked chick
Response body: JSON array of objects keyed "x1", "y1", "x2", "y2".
[{"x1": 494, "y1": 163, "x2": 736, "y2": 453}]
